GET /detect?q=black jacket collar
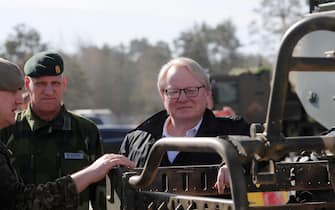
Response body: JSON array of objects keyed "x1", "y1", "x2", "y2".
[{"x1": 133, "y1": 108, "x2": 220, "y2": 139}]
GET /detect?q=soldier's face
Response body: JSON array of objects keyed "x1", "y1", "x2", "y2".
[
  {"x1": 161, "y1": 66, "x2": 210, "y2": 123},
  {"x1": 25, "y1": 75, "x2": 67, "y2": 117},
  {"x1": 0, "y1": 90, "x2": 23, "y2": 128}
]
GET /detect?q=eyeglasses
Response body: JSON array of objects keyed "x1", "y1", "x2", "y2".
[{"x1": 164, "y1": 85, "x2": 205, "y2": 99}]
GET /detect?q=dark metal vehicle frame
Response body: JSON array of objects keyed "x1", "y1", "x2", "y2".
[{"x1": 108, "y1": 13, "x2": 335, "y2": 210}]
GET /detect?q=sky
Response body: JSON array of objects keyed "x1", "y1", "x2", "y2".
[{"x1": 1, "y1": 0, "x2": 261, "y2": 54}]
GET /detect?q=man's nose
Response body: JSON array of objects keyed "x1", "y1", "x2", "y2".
[
  {"x1": 177, "y1": 90, "x2": 188, "y2": 101},
  {"x1": 44, "y1": 84, "x2": 54, "y2": 94}
]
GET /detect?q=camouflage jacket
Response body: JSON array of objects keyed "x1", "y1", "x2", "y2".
[
  {"x1": 0, "y1": 105, "x2": 105, "y2": 210},
  {"x1": 0, "y1": 140, "x2": 79, "y2": 210}
]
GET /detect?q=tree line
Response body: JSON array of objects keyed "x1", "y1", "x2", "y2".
[{"x1": 0, "y1": 0, "x2": 308, "y2": 123}]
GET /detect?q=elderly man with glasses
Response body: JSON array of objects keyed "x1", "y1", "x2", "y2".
[{"x1": 120, "y1": 57, "x2": 250, "y2": 191}]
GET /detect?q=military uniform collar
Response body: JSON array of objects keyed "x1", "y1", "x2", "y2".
[{"x1": 25, "y1": 105, "x2": 72, "y2": 132}]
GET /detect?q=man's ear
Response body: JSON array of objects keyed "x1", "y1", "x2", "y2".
[
  {"x1": 206, "y1": 90, "x2": 212, "y2": 100},
  {"x1": 206, "y1": 90, "x2": 214, "y2": 109},
  {"x1": 24, "y1": 76, "x2": 30, "y2": 90},
  {"x1": 62, "y1": 75, "x2": 67, "y2": 90},
  {"x1": 159, "y1": 90, "x2": 165, "y2": 100}
]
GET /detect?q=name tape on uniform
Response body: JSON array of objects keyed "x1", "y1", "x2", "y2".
[{"x1": 64, "y1": 152, "x2": 85, "y2": 160}]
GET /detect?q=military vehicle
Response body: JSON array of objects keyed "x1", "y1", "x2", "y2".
[
  {"x1": 107, "y1": 1, "x2": 335, "y2": 209},
  {"x1": 211, "y1": 70, "x2": 270, "y2": 124},
  {"x1": 210, "y1": 61, "x2": 325, "y2": 137}
]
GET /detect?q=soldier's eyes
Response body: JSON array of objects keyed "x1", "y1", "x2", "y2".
[
  {"x1": 51, "y1": 82, "x2": 61, "y2": 87},
  {"x1": 34, "y1": 82, "x2": 46, "y2": 88}
]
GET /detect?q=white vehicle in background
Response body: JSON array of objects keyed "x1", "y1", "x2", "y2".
[{"x1": 72, "y1": 108, "x2": 114, "y2": 125}]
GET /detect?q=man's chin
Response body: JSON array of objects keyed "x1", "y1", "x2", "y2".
[
  {"x1": 40, "y1": 108, "x2": 59, "y2": 113},
  {"x1": 36, "y1": 106, "x2": 61, "y2": 114},
  {"x1": 175, "y1": 113, "x2": 199, "y2": 121},
  {"x1": 176, "y1": 109, "x2": 196, "y2": 116}
]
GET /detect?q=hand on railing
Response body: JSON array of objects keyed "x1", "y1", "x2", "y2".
[{"x1": 214, "y1": 165, "x2": 231, "y2": 194}]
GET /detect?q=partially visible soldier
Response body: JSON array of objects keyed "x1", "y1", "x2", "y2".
[
  {"x1": 0, "y1": 51, "x2": 105, "y2": 210},
  {"x1": 0, "y1": 57, "x2": 135, "y2": 210}
]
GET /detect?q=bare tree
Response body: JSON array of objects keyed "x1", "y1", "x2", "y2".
[
  {"x1": 249, "y1": 0, "x2": 308, "y2": 58},
  {"x1": 2, "y1": 24, "x2": 48, "y2": 68},
  {"x1": 174, "y1": 20, "x2": 242, "y2": 74}
]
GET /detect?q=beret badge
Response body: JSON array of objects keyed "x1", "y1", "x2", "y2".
[{"x1": 55, "y1": 65, "x2": 61, "y2": 74}]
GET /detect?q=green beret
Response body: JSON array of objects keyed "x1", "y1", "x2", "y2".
[
  {"x1": 0, "y1": 58, "x2": 24, "y2": 91},
  {"x1": 24, "y1": 51, "x2": 64, "y2": 77}
]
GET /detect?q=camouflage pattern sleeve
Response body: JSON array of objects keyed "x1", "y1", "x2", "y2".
[
  {"x1": 0, "y1": 143, "x2": 79, "y2": 210},
  {"x1": 19, "y1": 176, "x2": 79, "y2": 210}
]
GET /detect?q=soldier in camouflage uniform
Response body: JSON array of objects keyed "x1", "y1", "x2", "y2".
[
  {"x1": 0, "y1": 57, "x2": 135, "y2": 210},
  {"x1": 0, "y1": 51, "x2": 105, "y2": 210}
]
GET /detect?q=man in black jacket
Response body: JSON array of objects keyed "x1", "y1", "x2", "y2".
[{"x1": 120, "y1": 57, "x2": 249, "y2": 191}]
